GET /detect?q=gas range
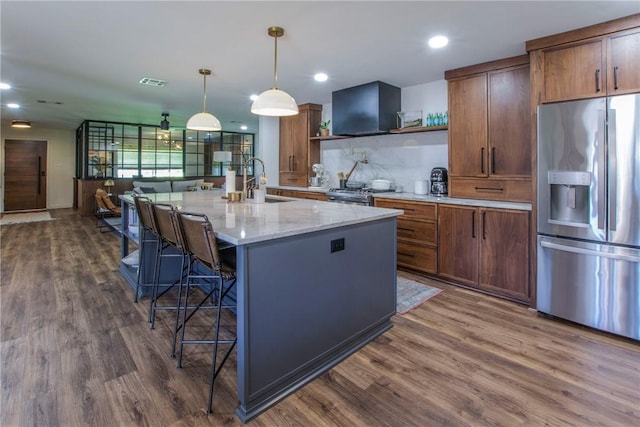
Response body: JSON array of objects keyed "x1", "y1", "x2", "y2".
[{"x1": 326, "y1": 187, "x2": 390, "y2": 206}]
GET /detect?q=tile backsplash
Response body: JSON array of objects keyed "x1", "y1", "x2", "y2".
[{"x1": 319, "y1": 130, "x2": 448, "y2": 191}]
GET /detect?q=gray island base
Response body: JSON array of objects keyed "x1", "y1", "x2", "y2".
[{"x1": 119, "y1": 191, "x2": 402, "y2": 422}]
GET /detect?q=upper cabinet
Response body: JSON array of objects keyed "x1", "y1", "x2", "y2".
[
  {"x1": 608, "y1": 30, "x2": 640, "y2": 94},
  {"x1": 279, "y1": 104, "x2": 322, "y2": 187},
  {"x1": 527, "y1": 15, "x2": 640, "y2": 103},
  {"x1": 445, "y1": 55, "x2": 531, "y2": 203}
]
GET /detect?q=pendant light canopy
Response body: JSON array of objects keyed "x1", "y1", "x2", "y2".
[
  {"x1": 187, "y1": 68, "x2": 222, "y2": 131},
  {"x1": 251, "y1": 26, "x2": 299, "y2": 117}
]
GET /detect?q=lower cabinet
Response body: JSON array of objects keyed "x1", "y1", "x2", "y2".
[
  {"x1": 267, "y1": 188, "x2": 328, "y2": 201},
  {"x1": 438, "y1": 204, "x2": 530, "y2": 302},
  {"x1": 374, "y1": 198, "x2": 438, "y2": 274}
]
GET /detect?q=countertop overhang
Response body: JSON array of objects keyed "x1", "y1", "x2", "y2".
[{"x1": 121, "y1": 190, "x2": 403, "y2": 245}]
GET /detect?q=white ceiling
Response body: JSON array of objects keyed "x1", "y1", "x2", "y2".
[{"x1": 1, "y1": 1, "x2": 638, "y2": 133}]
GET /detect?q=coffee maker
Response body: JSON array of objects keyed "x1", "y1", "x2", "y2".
[{"x1": 430, "y1": 167, "x2": 448, "y2": 196}]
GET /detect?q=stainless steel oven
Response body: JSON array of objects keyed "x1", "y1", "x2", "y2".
[{"x1": 326, "y1": 188, "x2": 374, "y2": 206}]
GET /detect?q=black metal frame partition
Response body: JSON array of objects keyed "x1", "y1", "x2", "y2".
[{"x1": 76, "y1": 120, "x2": 255, "y2": 180}]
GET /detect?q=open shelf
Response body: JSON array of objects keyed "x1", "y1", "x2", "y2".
[
  {"x1": 389, "y1": 125, "x2": 448, "y2": 133},
  {"x1": 310, "y1": 125, "x2": 448, "y2": 141},
  {"x1": 309, "y1": 134, "x2": 353, "y2": 141}
]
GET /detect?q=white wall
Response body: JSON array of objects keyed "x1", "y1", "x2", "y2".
[
  {"x1": 255, "y1": 115, "x2": 279, "y2": 188},
  {"x1": 1, "y1": 125, "x2": 76, "y2": 212}
]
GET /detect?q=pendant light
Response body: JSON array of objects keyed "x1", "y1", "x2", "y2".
[
  {"x1": 11, "y1": 120, "x2": 32, "y2": 128},
  {"x1": 186, "y1": 68, "x2": 222, "y2": 131},
  {"x1": 160, "y1": 112, "x2": 170, "y2": 130},
  {"x1": 251, "y1": 26, "x2": 299, "y2": 117}
]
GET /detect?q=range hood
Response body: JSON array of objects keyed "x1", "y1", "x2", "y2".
[{"x1": 332, "y1": 81, "x2": 401, "y2": 136}]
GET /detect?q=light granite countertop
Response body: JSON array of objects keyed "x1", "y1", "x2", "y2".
[
  {"x1": 373, "y1": 192, "x2": 532, "y2": 211},
  {"x1": 267, "y1": 186, "x2": 532, "y2": 211},
  {"x1": 121, "y1": 190, "x2": 402, "y2": 245}
]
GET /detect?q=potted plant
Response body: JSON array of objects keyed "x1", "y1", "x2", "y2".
[{"x1": 319, "y1": 120, "x2": 331, "y2": 137}]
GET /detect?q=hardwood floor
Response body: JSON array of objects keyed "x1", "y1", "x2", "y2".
[{"x1": 2, "y1": 209, "x2": 639, "y2": 426}]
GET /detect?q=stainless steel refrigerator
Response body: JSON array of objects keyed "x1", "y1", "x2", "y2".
[{"x1": 537, "y1": 93, "x2": 639, "y2": 340}]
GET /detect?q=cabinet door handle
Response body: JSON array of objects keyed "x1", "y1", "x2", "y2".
[
  {"x1": 292, "y1": 155, "x2": 296, "y2": 171},
  {"x1": 613, "y1": 66, "x2": 619, "y2": 90},
  {"x1": 475, "y1": 186, "x2": 504, "y2": 192},
  {"x1": 398, "y1": 252, "x2": 415, "y2": 258},
  {"x1": 288, "y1": 156, "x2": 292, "y2": 171},
  {"x1": 480, "y1": 147, "x2": 485, "y2": 174},
  {"x1": 482, "y1": 211, "x2": 487, "y2": 240},
  {"x1": 491, "y1": 147, "x2": 496, "y2": 174},
  {"x1": 472, "y1": 210, "x2": 476, "y2": 239},
  {"x1": 37, "y1": 156, "x2": 42, "y2": 195},
  {"x1": 398, "y1": 226, "x2": 416, "y2": 232},
  {"x1": 595, "y1": 69, "x2": 601, "y2": 93}
]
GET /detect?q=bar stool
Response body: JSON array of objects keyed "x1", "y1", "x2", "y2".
[
  {"x1": 174, "y1": 211, "x2": 237, "y2": 414},
  {"x1": 132, "y1": 196, "x2": 160, "y2": 325},
  {"x1": 148, "y1": 202, "x2": 188, "y2": 332}
]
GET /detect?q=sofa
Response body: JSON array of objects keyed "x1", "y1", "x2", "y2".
[{"x1": 132, "y1": 179, "x2": 206, "y2": 194}]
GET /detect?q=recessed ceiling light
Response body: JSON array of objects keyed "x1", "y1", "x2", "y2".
[
  {"x1": 428, "y1": 35, "x2": 449, "y2": 49},
  {"x1": 249, "y1": 94, "x2": 258, "y2": 101},
  {"x1": 7, "y1": 103, "x2": 19, "y2": 108},
  {"x1": 314, "y1": 73, "x2": 328, "y2": 82},
  {"x1": 0, "y1": 82, "x2": 11, "y2": 90},
  {"x1": 240, "y1": 125, "x2": 248, "y2": 130}
]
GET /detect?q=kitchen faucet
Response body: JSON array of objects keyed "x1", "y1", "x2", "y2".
[{"x1": 242, "y1": 156, "x2": 266, "y2": 199}]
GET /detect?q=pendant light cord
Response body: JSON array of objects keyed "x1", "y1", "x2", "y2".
[
  {"x1": 202, "y1": 73, "x2": 208, "y2": 113},
  {"x1": 273, "y1": 34, "x2": 278, "y2": 89}
]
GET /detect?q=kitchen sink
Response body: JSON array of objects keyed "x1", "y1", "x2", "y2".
[{"x1": 264, "y1": 197, "x2": 291, "y2": 203}]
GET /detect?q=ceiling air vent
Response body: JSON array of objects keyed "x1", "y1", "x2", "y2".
[{"x1": 139, "y1": 77, "x2": 167, "y2": 87}]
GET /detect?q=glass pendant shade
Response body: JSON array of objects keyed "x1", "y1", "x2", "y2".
[
  {"x1": 251, "y1": 88, "x2": 298, "y2": 116},
  {"x1": 187, "y1": 68, "x2": 222, "y2": 131}
]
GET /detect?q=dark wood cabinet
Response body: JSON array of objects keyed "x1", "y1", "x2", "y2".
[
  {"x1": 608, "y1": 30, "x2": 640, "y2": 95},
  {"x1": 267, "y1": 188, "x2": 328, "y2": 201},
  {"x1": 542, "y1": 39, "x2": 605, "y2": 102},
  {"x1": 374, "y1": 198, "x2": 438, "y2": 275},
  {"x1": 446, "y1": 56, "x2": 531, "y2": 202},
  {"x1": 438, "y1": 204, "x2": 530, "y2": 302},
  {"x1": 279, "y1": 103, "x2": 322, "y2": 187},
  {"x1": 438, "y1": 205, "x2": 478, "y2": 286},
  {"x1": 478, "y1": 208, "x2": 530, "y2": 301},
  {"x1": 535, "y1": 29, "x2": 640, "y2": 103}
]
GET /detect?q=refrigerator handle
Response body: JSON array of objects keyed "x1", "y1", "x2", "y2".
[
  {"x1": 597, "y1": 109, "x2": 606, "y2": 231},
  {"x1": 540, "y1": 240, "x2": 640, "y2": 263},
  {"x1": 608, "y1": 107, "x2": 617, "y2": 231}
]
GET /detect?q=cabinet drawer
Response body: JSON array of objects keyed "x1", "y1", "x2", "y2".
[
  {"x1": 449, "y1": 177, "x2": 531, "y2": 202},
  {"x1": 397, "y1": 240, "x2": 437, "y2": 274},
  {"x1": 279, "y1": 172, "x2": 307, "y2": 187},
  {"x1": 397, "y1": 218, "x2": 437, "y2": 244},
  {"x1": 375, "y1": 198, "x2": 437, "y2": 221}
]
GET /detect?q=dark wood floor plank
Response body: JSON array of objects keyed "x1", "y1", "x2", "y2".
[{"x1": 1, "y1": 209, "x2": 639, "y2": 427}]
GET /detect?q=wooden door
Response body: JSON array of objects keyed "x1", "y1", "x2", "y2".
[
  {"x1": 3, "y1": 140, "x2": 47, "y2": 211},
  {"x1": 448, "y1": 74, "x2": 488, "y2": 177},
  {"x1": 488, "y1": 65, "x2": 531, "y2": 177},
  {"x1": 543, "y1": 40, "x2": 604, "y2": 102},
  {"x1": 479, "y1": 209, "x2": 530, "y2": 302},
  {"x1": 438, "y1": 205, "x2": 478, "y2": 287},
  {"x1": 608, "y1": 30, "x2": 640, "y2": 95}
]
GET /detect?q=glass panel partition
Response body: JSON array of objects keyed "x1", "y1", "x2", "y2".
[{"x1": 76, "y1": 120, "x2": 254, "y2": 179}]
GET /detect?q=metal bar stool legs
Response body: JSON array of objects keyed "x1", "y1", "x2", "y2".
[{"x1": 174, "y1": 211, "x2": 237, "y2": 414}]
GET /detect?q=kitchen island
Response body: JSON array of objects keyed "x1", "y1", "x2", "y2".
[{"x1": 119, "y1": 190, "x2": 402, "y2": 422}]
